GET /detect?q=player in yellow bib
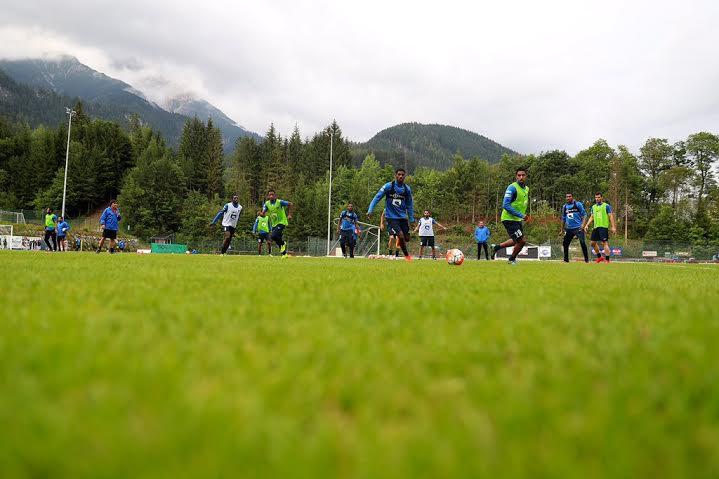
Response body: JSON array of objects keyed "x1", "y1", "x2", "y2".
[
  {"x1": 583, "y1": 192, "x2": 617, "y2": 263},
  {"x1": 492, "y1": 168, "x2": 530, "y2": 265},
  {"x1": 262, "y1": 189, "x2": 294, "y2": 258}
]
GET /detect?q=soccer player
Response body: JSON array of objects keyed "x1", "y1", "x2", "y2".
[
  {"x1": 474, "y1": 220, "x2": 491, "y2": 260},
  {"x1": 74, "y1": 237, "x2": 81, "y2": 251},
  {"x1": 252, "y1": 209, "x2": 272, "y2": 255},
  {"x1": 337, "y1": 203, "x2": 360, "y2": 258},
  {"x1": 380, "y1": 210, "x2": 400, "y2": 257},
  {"x1": 210, "y1": 194, "x2": 243, "y2": 255},
  {"x1": 263, "y1": 190, "x2": 293, "y2": 258},
  {"x1": 584, "y1": 192, "x2": 617, "y2": 263},
  {"x1": 367, "y1": 168, "x2": 415, "y2": 261},
  {"x1": 57, "y1": 216, "x2": 70, "y2": 252},
  {"x1": 492, "y1": 168, "x2": 530, "y2": 265},
  {"x1": 43, "y1": 207, "x2": 58, "y2": 252},
  {"x1": 560, "y1": 192, "x2": 589, "y2": 263},
  {"x1": 413, "y1": 209, "x2": 446, "y2": 259},
  {"x1": 97, "y1": 200, "x2": 122, "y2": 254}
]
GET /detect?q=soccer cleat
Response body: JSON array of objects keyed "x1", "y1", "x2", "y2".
[
  {"x1": 491, "y1": 244, "x2": 499, "y2": 260},
  {"x1": 595, "y1": 257, "x2": 604, "y2": 263},
  {"x1": 404, "y1": 255, "x2": 413, "y2": 262},
  {"x1": 509, "y1": 259, "x2": 518, "y2": 265},
  {"x1": 280, "y1": 254, "x2": 288, "y2": 260},
  {"x1": 280, "y1": 243, "x2": 287, "y2": 254},
  {"x1": 95, "y1": 249, "x2": 101, "y2": 254}
]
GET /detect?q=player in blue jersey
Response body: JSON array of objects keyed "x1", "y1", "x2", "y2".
[
  {"x1": 559, "y1": 192, "x2": 589, "y2": 263},
  {"x1": 367, "y1": 168, "x2": 415, "y2": 261},
  {"x1": 336, "y1": 202, "x2": 360, "y2": 258}
]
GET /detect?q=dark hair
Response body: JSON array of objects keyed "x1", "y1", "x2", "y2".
[
  {"x1": 566, "y1": 192, "x2": 573, "y2": 196},
  {"x1": 594, "y1": 192, "x2": 603, "y2": 196},
  {"x1": 110, "y1": 199, "x2": 117, "y2": 205},
  {"x1": 268, "y1": 189, "x2": 275, "y2": 194},
  {"x1": 395, "y1": 168, "x2": 406, "y2": 174},
  {"x1": 516, "y1": 167, "x2": 527, "y2": 174}
]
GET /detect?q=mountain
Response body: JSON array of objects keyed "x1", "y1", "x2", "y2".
[
  {"x1": 165, "y1": 94, "x2": 261, "y2": 144},
  {"x1": 354, "y1": 122, "x2": 518, "y2": 171},
  {"x1": 0, "y1": 56, "x2": 259, "y2": 150}
]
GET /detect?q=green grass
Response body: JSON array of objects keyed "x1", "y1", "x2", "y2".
[{"x1": 1, "y1": 251, "x2": 718, "y2": 478}]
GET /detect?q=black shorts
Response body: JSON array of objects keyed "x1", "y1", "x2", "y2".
[
  {"x1": 57, "y1": 235, "x2": 66, "y2": 241},
  {"x1": 271, "y1": 224, "x2": 286, "y2": 241},
  {"x1": 257, "y1": 231, "x2": 269, "y2": 242},
  {"x1": 564, "y1": 228, "x2": 586, "y2": 242},
  {"x1": 591, "y1": 227, "x2": 609, "y2": 242},
  {"x1": 420, "y1": 236, "x2": 435, "y2": 247},
  {"x1": 102, "y1": 229, "x2": 117, "y2": 240},
  {"x1": 502, "y1": 220, "x2": 524, "y2": 240},
  {"x1": 223, "y1": 225, "x2": 236, "y2": 234},
  {"x1": 340, "y1": 229, "x2": 356, "y2": 245},
  {"x1": 387, "y1": 219, "x2": 410, "y2": 237}
]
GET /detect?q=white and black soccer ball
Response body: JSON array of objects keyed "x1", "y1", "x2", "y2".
[{"x1": 445, "y1": 248, "x2": 465, "y2": 265}]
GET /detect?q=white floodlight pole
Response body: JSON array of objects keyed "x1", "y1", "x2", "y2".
[
  {"x1": 326, "y1": 127, "x2": 334, "y2": 256},
  {"x1": 61, "y1": 108, "x2": 76, "y2": 218}
]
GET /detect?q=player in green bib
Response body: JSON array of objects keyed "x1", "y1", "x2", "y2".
[
  {"x1": 262, "y1": 189, "x2": 294, "y2": 258},
  {"x1": 252, "y1": 209, "x2": 273, "y2": 255},
  {"x1": 492, "y1": 168, "x2": 530, "y2": 264},
  {"x1": 583, "y1": 192, "x2": 617, "y2": 263}
]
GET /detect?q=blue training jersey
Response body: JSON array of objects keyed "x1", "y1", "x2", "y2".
[
  {"x1": 561, "y1": 201, "x2": 587, "y2": 230},
  {"x1": 339, "y1": 210, "x2": 359, "y2": 230},
  {"x1": 367, "y1": 181, "x2": 414, "y2": 221}
]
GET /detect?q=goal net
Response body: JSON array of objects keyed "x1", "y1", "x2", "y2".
[{"x1": 0, "y1": 211, "x2": 26, "y2": 224}]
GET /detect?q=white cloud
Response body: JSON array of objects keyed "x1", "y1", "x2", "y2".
[{"x1": 1, "y1": 0, "x2": 718, "y2": 153}]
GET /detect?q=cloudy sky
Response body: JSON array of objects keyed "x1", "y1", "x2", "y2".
[{"x1": 2, "y1": 0, "x2": 718, "y2": 153}]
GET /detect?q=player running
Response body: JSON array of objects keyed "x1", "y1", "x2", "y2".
[
  {"x1": 492, "y1": 168, "x2": 530, "y2": 265},
  {"x1": 367, "y1": 168, "x2": 415, "y2": 261},
  {"x1": 559, "y1": 192, "x2": 589, "y2": 263},
  {"x1": 210, "y1": 194, "x2": 243, "y2": 255},
  {"x1": 413, "y1": 209, "x2": 446, "y2": 259},
  {"x1": 337, "y1": 203, "x2": 360, "y2": 258},
  {"x1": 252, "y1": 209, "x2": 272, "y2": 255},
  {"x1": 584, "y1": 192, "x2": 617, "y2": 263},
  {"x1": 263, "y1": 190, "x2": 293, "y2": 258},
  {"x1": 97, "y1": 200, "x2": 122, "y2": 254}
]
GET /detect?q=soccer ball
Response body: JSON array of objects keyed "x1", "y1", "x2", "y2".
[{"x1": 446, "y1": 248, "x2": 465, "y2": 265}]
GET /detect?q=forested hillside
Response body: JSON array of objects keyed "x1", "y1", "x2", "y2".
[
  {"x1": 353, "y1": 123, "x2": 517, "y2": 171},
  {"x1": 0, "y1": 57, "x2": 259, "y2": 150}
]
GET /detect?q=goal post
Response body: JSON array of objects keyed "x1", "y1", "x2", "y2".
[{"x1": 0, "y1": 211, "x2": 26, "y2": 224}]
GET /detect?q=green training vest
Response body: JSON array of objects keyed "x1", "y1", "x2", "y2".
[
  {"x1": 45, "y1": 214, "x2": 56, "y2": 229},
  {"x1": 257, "y1": 216, "x2": 270, "y2": 233},
  {"x1": 264, "y1": 200, "x2": 288, "y2": 226},
  {"x1": 592, "y1": 203, "x2": 610, "y2": 228},
  {"x1": 501, "y1": 182, "x2": 529, "y2": 222}
]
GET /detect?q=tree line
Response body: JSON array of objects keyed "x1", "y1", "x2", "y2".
[{"x1": 1, "y1": 108, "x2": 717, "y2": 246}]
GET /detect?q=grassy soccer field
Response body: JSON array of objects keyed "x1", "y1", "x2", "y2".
[{"x1": 1, "y1": 251, "x2": 718, "y2": 478}]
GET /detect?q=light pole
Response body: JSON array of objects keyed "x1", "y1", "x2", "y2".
[
  {"x1": 326, "y1": 126, "x2": 334, "y2": 256},
  {"x1": 61, "y1": 108, "x2": 76, "y2": 218}
]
